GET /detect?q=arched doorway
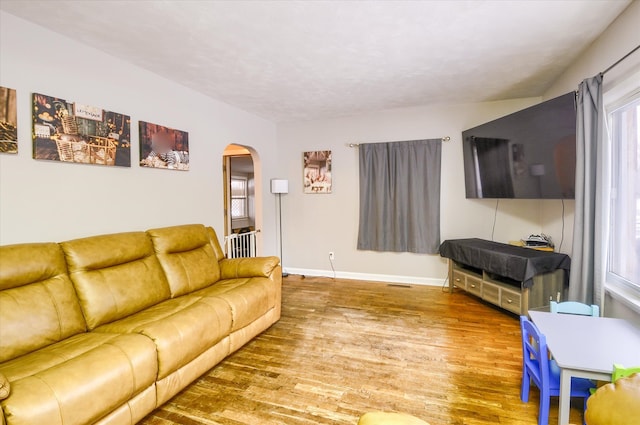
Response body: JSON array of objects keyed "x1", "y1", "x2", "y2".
[{"x1": 222, "y1": 144, "x2": 263, "y2": 256}]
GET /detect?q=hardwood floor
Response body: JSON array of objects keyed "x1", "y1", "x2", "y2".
[{"x1": 140, "y1": 276, "x2": 586, "y2": 425}]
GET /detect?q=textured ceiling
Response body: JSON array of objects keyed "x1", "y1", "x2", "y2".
[{"x1": 0, "y1": 1, "x2": 631, "y2": 122}]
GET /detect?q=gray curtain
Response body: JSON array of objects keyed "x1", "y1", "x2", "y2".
[
  {"x1": 357, "y1": 139, "x2": 441, "y2": 254},
  {"x1": 569, "y1": 74, "x2": 607, "y2": 306}
]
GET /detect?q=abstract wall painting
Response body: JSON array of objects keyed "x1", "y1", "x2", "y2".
[
  {"x1": 139, "y1": 121, "x2": 189, "y2": 171},
  {"x1": 0, "y1": 86, "x2": 18, "y2": 154},
  {"x1": 32, "y1": 93, "x2": 131, "y2": 166},
  {"x1": 303, "y1": 150, "x2": 332, "y2": 194}
]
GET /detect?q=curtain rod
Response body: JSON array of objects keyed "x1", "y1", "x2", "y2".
[
  {"x1": 348, "y1": 136, "x2": 450, "y2": 147},
  {"x1": 602, "y1": 44, "x2": 640, "y2": 75}
]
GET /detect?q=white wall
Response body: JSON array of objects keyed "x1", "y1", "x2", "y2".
[
  {"x1": 540, "y1": 1, "x2": 640, "y2": 255},
  {"x1": 539, "y1": 1, "x2": 640, "y2": 319},
  {"x1": 275, "y1": 3, "x2": 640, "y2": 286},
  {"x1": 0, "y1": 12, "x2": 279, "y2": 254},
  {"x1": 277, "y1": 98, "x2": 545, "y2": 283},
  {"x1": 3, "y1": 2, "x2": 638, "y2": 289}
]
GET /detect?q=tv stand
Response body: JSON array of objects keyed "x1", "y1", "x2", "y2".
[{"x1": 440, "y1": 239, "x2": 571, "y2": 315}]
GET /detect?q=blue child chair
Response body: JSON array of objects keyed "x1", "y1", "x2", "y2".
[
  {"x1": 520, "y1": 316, "x2": 595, "y2": 425},
  {"x1": 550, "y1": 301, "x2": 599, "y2": 317}
]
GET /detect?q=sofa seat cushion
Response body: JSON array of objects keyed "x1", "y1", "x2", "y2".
[
  {"x1": 194, "y1": 277, "x2": 276, "y2": 331},
  {"x1": 0, "y1": 333, "x2": 157, "y2": 425},
  {"x1": 94, "y1": 296, "x2": 232, "y2": 379}
]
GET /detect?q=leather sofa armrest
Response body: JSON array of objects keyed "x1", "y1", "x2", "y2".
[
  {"x1": 0, "y1": 372, "x2": 10, "y2": 400},
  {"x1": 220, "y1": 256, "x2": 280, "y2": 279}
]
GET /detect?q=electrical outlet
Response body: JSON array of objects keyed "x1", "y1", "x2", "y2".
[{"x1": 329, "y1": 251, "x2": 335, "y2": 260}]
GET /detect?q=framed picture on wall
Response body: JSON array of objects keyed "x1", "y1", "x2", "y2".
[
  {"x1": 32, "y1": 93, "x2": 131, "y2": 166},
  {"x1": 0, "y1": 86, "x2": 18, "y2": 154},
  {"x1": 303, "y1": 150, "x2": 332, "y2": 194},
  {"x1": 139, "y1": 121, "x2": 189, "y2": 171}
]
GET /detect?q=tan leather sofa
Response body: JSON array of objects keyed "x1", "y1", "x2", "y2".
[{"x1": 0, "y1": 224, "x2": 281, "y2": 425}]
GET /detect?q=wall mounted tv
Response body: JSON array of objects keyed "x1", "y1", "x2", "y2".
[{"x1": 462, "y1": 92, "x2": 576, "y2": 199}]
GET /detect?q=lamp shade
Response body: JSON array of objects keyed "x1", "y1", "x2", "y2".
[{"x1": 271, "y1": 179, "x2": 289, "y2": 194}]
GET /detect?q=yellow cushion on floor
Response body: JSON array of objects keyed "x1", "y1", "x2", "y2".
[
  {"x1": 585, "y1": 373, "x2": 640, "y2": 425},
  {"x1": 358, "y1": 412, "x2": 430, "y2": 425}
]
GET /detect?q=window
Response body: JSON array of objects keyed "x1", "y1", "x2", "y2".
[
  {"x1": 607, "y1": 90, "x2": 640, "y2": 289},
  {"x1": 230, "y1": 177, "x2": 248, "y2": 219}
]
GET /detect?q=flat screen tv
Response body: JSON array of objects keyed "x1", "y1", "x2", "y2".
[{"x1": 462, "y1": 92, "x2": 576, "y2": 199}]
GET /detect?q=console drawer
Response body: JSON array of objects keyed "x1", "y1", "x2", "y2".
[
  {"x1": 452, "y1": 271, "x2": 466, "y2": 289},
  {"x1": 501, "y1": 288, "x2": 522, "y2": 314},
  {"x1": 482, "y1": 283, "x2": 500, "y2": 304},
  {"x1": 466, "y1": 276, "x2": 482, "y2": 296}
]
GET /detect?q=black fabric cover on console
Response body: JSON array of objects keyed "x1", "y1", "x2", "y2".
[{"x1": 439, "y1": 238, "x2": 571, "y2": 288}]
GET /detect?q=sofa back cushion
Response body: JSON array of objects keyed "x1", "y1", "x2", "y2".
[
  {"x1": 61, "y1": 232, "x2": 171, "y2": 329},
  {"x1": 206, "y1": 226, "x2": 226, "y2": 262},
  {"x1": 0, "y1": 243, "x2": 86, "y2": 362},
  {"x1": 147, "y1": 224, "x2": 221, "y2": 297}
]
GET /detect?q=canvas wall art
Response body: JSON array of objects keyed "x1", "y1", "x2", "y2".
[
  {"x1": 304, "y1": 150, "x2": 332, "y2": 193},
  {"x1": 32, "y1": 93, "x2": 131, "y2": 166},
  {"x1": 139, "y1": 121, "x2": 189, "y2": 171},
  {"x1": 0, "y1": 86, "x2": 18, "y2": 154}
]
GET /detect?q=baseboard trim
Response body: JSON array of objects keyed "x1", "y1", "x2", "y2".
[{"x1": 283, "y1": 267, "x2": 446, "y2": 287}]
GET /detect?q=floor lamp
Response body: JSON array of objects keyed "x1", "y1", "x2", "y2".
[{"x1": 271, "y1": 179, "x2": 289, "y2": 277}]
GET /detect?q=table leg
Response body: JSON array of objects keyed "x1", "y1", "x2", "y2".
[{"x1": 558, "y1": 369, "x2": 572, "y2": 425}]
